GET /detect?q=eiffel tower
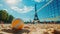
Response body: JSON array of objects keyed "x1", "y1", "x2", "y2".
[{"x1": 33, "y1": 4, "x2": 40, "y2": 24}]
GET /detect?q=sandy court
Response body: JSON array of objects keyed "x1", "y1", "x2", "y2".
[{"x1": 0, "y1": 24, "x2": 60, "y2": 34}]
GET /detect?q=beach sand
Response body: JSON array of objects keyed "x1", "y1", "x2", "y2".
[{"x1": 0, "y1": 24, "x2": 60, "y2": 34}]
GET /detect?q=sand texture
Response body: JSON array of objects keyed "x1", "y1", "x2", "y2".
[{"x1": 0, "y1": 24, "x2": 60, "y2": 34}]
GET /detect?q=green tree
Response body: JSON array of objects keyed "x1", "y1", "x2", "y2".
[
  {"x1": 0, "y1": 10, "x2": 14, "y2": 23},
  {"x1": 0, "y1": 10, "x2": 8, "y2": 22},
  {"x1": 8, "y1": 15, "x2": 14, "y2": 23}
]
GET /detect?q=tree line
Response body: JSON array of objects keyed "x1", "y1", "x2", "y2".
[{"x1": 0, "y1": 10, "x2": 14, "y2": 23}]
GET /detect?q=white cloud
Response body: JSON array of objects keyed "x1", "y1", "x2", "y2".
[
  {"x1": 4, "y1": 9, "x2": 8, "y2": 11},
  {"x1": 5, "y1": 0, "x2": 22, "y2": 5},
  {"x1": 11, "y1": 6, "x2": 34, "y2": 13},
  {"x1": 33, "y1": 0, "x2": 49, "y2": 3},
  {"x1": 0, "y1": 4, "x2": 3, "y2": 6},
  {"x1": 34, "y1": 0, "x2": 42, "y2": 2},
  {"x1": 22, "y1": 17, "x2": 31, "y2": 22}
]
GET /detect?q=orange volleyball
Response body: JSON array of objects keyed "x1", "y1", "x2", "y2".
[{"x1": 11, "y1": 18, "x2": 24, "y2": 30}]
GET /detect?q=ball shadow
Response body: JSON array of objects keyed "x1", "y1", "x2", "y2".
[{"x1": 1, "y1": 28, "x2": 30, "y2": 34}]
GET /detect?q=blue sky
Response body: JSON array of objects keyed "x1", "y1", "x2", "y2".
[{"x1": 0, "y1": 0, "x2": 60, "y2": 22}]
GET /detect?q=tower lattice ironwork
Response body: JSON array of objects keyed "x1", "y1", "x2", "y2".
[{"x1": 33, "y1": 4, "x2": 40, "y2": 24}]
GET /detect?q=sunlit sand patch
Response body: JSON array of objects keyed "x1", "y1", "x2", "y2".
[{"x1": 0, "y1": 24, "x2": 60, "y2": 34}]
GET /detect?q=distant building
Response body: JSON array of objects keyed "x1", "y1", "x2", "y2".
[{"x1": 33, "y1": 4, "x2": 40, "y2": 24}]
